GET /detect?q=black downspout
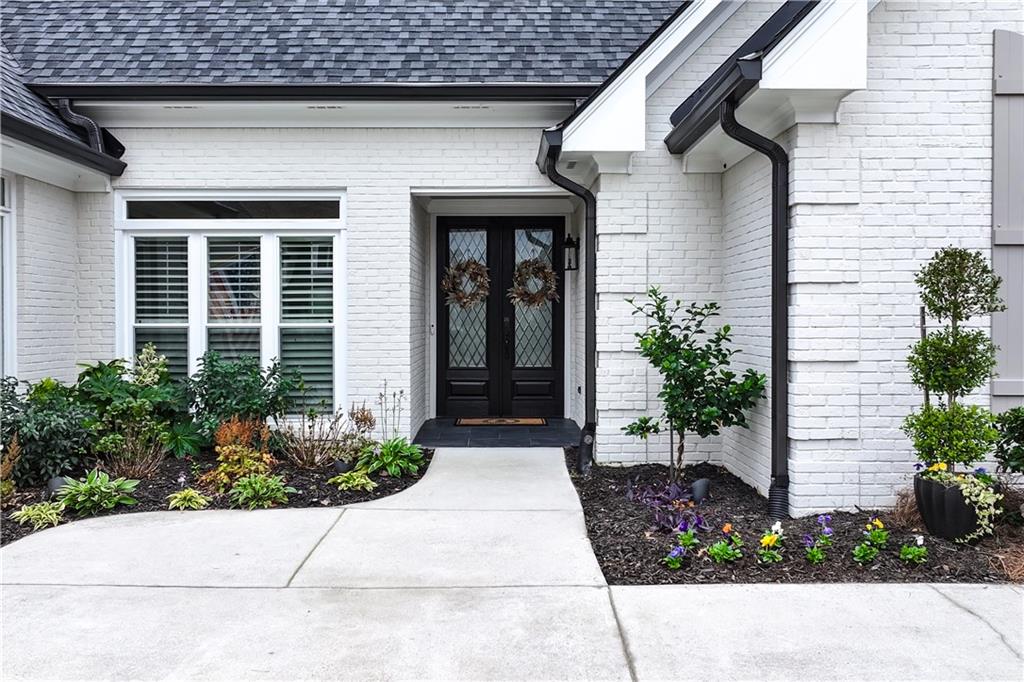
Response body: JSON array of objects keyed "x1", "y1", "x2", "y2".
[
  {"x1": 543, "y1": 148, "x2": 597, "y2": 475},
  {"x1": 718, "y1": 98, "x2": 790, "y2": 519}
]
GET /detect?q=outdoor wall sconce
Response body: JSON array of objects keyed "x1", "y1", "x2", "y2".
[{"x1": 564, "y1": 234, "x2": 580, "y2": 271}]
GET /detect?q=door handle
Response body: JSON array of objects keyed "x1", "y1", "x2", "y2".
[{"x1": 503, "y1": 315, "x2": 512, "y2": 359}]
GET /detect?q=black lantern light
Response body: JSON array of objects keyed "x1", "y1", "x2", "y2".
[{"x1": 564, "y1": 234, "x2": 580, "y2": 271}]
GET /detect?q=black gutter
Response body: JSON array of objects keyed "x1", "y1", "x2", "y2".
[
  {"x1": 27, "y1": 83, "x2": 598, "y2": 102},
  {"x1": 55, "y1": 98, "x2": 105, "y2": 153},
  {"x1": 718, "y1": 98, "x2": 790, "y2": 519},
  {"x1": 0, "y1": 112, "x2": 127, "y2": 176},
  {"x1": 661, "y1": 0, "x2": 818, "y2": 519},
  {"x1": 665, "y1": 0, "x2": 818, "y2": 153},
  {"x1": 538, "y1": 128, "x2": 596, "y2": 474}
]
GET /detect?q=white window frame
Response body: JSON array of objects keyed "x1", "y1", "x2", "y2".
[
  {"x1": 0, "y1": 174, "x2": 16, "y2": 378},
  {"x1": 114, "y1": 190, "x2": 347, "y2": 411}
]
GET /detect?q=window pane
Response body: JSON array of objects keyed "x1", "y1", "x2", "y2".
[
  {"x1": 127, "y1": 200, "x2": 339, "y2": 220},
  {"x1": 209, "y1": 239, "x2": 261, "y2": 321},
  {"x1": 134, "y1": 327, "x2": 188, "y2": 381},
  {"x1": 514, "y1": 228, "x2": 554, "y2": 368},
  {"x1": 281, "y1": 327, "x2": 333, "y2": 411},
  {"x1": 447, "y1": 229, "x2": 488, "y2": 369},
  {"x1": 208, "y1": 327, "x2": 261, "y2": 362},
  {"x1": 135, "y1": 238, "x2": 188, "y2": 323},
  {"x1": 281, "y1": 238, "x2": 333, "y2": 322}
]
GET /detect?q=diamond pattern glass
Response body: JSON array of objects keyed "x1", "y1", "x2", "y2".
[
  {"x1": 448, "y1": 229, "x2": 488, "y2": 368},
  {"x1": 514, "y1": 228, "x2": 554, "y2": 368}
]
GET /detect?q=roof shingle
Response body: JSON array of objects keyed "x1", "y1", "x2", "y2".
[
  {"x1": 1, "y1": 0, "x2": 682, "y2": 86},
  {"x1": 1, "y1": 42, "x2": 87, "y2": 145}
]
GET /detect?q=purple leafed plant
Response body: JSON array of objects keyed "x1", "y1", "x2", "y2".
[{"x1": 627, "y1": 478, "x2": 706, "y2": 533}]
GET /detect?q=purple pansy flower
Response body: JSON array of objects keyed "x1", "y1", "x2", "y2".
[
  {"x1": 667, "y1": 546, "x2": 686, "y2": 559},
  {"x1": 802, "y1": 533, "x2": 815, "y2": 548}
]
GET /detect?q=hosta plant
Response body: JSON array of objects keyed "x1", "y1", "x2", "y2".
[
  {"x1": 167, "y1": 488, "x2": 213, "y2": 511},
  {"x1": 10, "y1": 501, "x2": 64, "y2": 530},
  {"x1": 58, "y1": 469, "x2": 139, "y2": 516},
  {"x1": 328, "y1": 470, "x2": 377, "y2": 492},
  {"x1": 228, "y1": 473, "x2": 295, "y2": 510},
  {"x1": 357, "y1": 437, "x2": 424, "y2": 477}
]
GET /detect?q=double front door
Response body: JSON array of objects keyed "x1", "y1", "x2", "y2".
[{"x1": 437, "y1": 217, "x2": 564, "y2": 417}]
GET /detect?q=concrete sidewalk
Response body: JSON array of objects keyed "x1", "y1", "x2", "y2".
[{"x1": 2, "y1": 447, "x2": 1022, "y2": 681}]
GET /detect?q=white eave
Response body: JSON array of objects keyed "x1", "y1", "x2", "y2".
[
  {"x1": 1, "y1": 136, "x2": 112, "y2": 191},
  {"x1": 556, "y1": 0, "x2": 741, "y2": 174},
  {"x1": 682, "y1": 0, "x2": 869, "y2": 173}
]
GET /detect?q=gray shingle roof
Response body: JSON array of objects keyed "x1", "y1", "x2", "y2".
[
  {"x1": 1, "y1": 1, "x2": 681, "y2": 85},
  {"x1": 1, "y1": 42, "x2": 86, "y2": 144}
]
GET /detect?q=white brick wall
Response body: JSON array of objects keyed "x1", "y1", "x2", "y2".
[
  {"x1": 12, "y1": 176, "x2": 79, "y2": 383},
  {"x1": 100, "y1": 126, "x2": 554, "y2": 436}
]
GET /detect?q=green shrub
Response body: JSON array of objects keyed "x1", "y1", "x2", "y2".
[
  {"x1": 9, "y1": 501, "x2": 64, "y2": 530},
  {"x1": 228, "y1": 473, "x2": 295, "y2": 510},
  {"x1": 58, "y1": 469, "x2": 139, "y2": 516},
  {"x1": 622, "y1": 287, "x2": 767, "y2": 482},
  {"x1": 1, "y1": 376, "x2": 23, "y2": 446},
  {"x1": 905, "y1": 248, "x2": 1004, "y2": 470},
  {"x1": 186, "y1": 352, "x2": 300, "y2": 438},
  {"x1": 707, "y1": 534, "x2": 744, "y2": 563},
  {"x1": 902, "y1": 403, "x2": 999, "y2": 467},
  {"x1": 899, "y1": 540, "x2": 929, "y2": 565},
  {"x1": 11, "y1": 378, "x2": 93, "y2": 486},
  {"x1": 852, "y1": 542, "x2": 879, "y2": 565},
  {"x1": 328, "y1": 470, "x2": 377, "y2": 492},
  {"x1": 995, "y1": 406, "x2": 1024, "y2": 474},
  {"x1": 357, "y1": 437, "x2": 424, "y2": 477}
]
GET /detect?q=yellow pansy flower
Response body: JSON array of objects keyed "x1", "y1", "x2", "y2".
[{"x1": 760, "y1": 534, "x2": 778, "y2": 548}]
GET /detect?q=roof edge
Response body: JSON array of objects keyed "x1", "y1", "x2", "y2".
[
  {"x1": 27, "y1": 83, "x2": 598, "y2": 102},
  {"x1": 1, "y1": 112, "x2": 126, "y2": 175}
]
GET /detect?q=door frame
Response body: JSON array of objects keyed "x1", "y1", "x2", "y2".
[{"x1": 434, "y1": 215, "x2": 566, "y2": 418}]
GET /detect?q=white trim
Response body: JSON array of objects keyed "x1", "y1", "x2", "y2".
[
  {"x1": 77, "y1": 100, "x2": 573, "y2": 129},
  {"x1": 561, "y1": 0, "x2": 731, "y2": 155},
  {"x1": 114, "y1": 189, "x2": 348, "y2": 411},
  {"x1": 0, "y1": 174, "x2": 17, "y2": 377},
  {"x1": 427, "y1": 216, "x2": 438, "y2": 419},
  {"x1": 0, "y1": 137, "x2": 111, "y2": 192}
]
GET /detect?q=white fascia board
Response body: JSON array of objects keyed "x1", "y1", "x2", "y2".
[
  {"x1": 760, "y1": 0, "x2": 868, "y2": 92},
  {"x1": 75, "y1": 100, "x2": 574, "y2": 129},
  {"x1": 561, "y1": 0, "x2": 730, "y2": 155},
  {"x1": 0, "y1": 137, "x2": 111, "y2": 191}
]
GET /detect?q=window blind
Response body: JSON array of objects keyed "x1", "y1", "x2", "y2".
[
  {"x1": 281, "y1": 238, "x2": 333, "y2": 322},
  {"x1": 208, "y1": 328, "x2": 261, "y2": 362},
  {"x1": 281, "y1": 328, "x2": 333, "y2": 410},
  {"x1": 208, "y1": 239, "x2": 261, "y2": 320},
  {"x1": 135, "y1": 238, "x2": 188, "y2": 323},
  {"x1": 134, "y1": 328, "x2": 188, "y2": 381}
]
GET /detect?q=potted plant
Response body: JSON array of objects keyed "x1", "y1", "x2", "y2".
[{"x1": 902, "y1": 248, "x2": 1004, "y2": 541}]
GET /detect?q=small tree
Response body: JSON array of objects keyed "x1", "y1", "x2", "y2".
[
  {"x1": 903, "y1": 248, "x2": 1004, "y2": 469},
  {"x1": 623, "y1": 287, "x2": 767, "y2": 482}
]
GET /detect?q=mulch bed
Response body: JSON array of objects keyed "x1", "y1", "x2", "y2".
[
  {"x1": 566, "y1": 448, "x2": 1022, "y2": 584},
  {"x1": 1, "y1": 449, "x2": 433, "y2": 547}
]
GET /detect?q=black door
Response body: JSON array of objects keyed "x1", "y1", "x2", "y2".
[{"x1": 437, "y1": 216, "x2": 564, "y2": 417}]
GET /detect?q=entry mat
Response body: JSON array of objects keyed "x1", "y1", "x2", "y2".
[{"x1": 455, "y1": 417, "x2": 547, "y2": 426}]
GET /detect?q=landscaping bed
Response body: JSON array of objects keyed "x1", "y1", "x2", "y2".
[
  {"x1": 1, "y1": 448, "x2": 433, "y2": 547},
  {"x1": 566, "y1": 448, "x2": 1023, "y2": 584}
]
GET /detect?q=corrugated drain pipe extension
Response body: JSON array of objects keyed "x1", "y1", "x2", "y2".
[
  {"x1": 54, "y1": 98, "x2": 106, "y2": 153},
  {"x1": 541, "y1": 132, "x2": 596, "y2": 474},
  {"x1": 718, "y1": 98, "x2": 791, "y2": 519}
]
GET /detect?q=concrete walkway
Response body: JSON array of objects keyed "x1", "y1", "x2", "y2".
[{"x1": 2, "y1": 447, "x2": 1022, "y2": 681}]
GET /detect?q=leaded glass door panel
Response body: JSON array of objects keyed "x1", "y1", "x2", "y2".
[{"x1": 436, "y1": 216, "x2": 564, "y2": 417}]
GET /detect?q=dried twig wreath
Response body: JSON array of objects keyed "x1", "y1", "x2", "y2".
[
  {"x1": 508, "y1": 257, "x2": 559, "y2": 308},
  {"x1": 441, "y1": 259, "x2": 490, "y2": 309}
]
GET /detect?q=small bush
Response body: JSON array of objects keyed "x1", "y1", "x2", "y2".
[
  {"x1": 328, "y1": 470, "x2": 377, "y2": 492},
  {"x1": 10, "y1": 501, "x2": 64, "y2": 530},
  {"x1": 11, "y1": 378, "x2": 93, "y2": 486},
  {"x1": 198, "y1": 418, "x2": 275, "y2": 492},
  {"x1": 186, "y1": 352, "x2": 300, "y2": 438},
  {"x1": 996, "y1": 406, "x2": 1024, "y2": 474},
  {"x1": 357, "y1": 437, "x2": 424, "y2": 477},
  {"x1": 228, "y1": 473, "x2": 295, "y2": 510},
  {"x1": 279, "y1": 404, "x2": 375, "y2": 469},
  {"x1": 167, "y1": 488, "x2": 212, "y2": 511},
  {"x1": 58, "y1": 469, "x2": 139, "y2": 516},
  {"x1": 902, "y1": 402, "x2": 999, "y2": 468},
  {"x1": 889, "y1": 488, "x2": 923, "y2": 530}
]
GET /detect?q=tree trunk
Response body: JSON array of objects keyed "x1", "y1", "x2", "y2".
[{"x1": 675, "y1": 431, "x2": 686, "y2": 482}]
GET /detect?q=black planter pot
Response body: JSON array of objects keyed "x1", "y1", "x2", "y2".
[
  {"x1": 333, "y1": 459, "x2": 355, "y2": 474},
  {"x1": 44, "y1": 476, "x2": 68, "y2": 501},
  {"x1": 914, "y1": 474, "x2": 978, "y2": 541}
]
